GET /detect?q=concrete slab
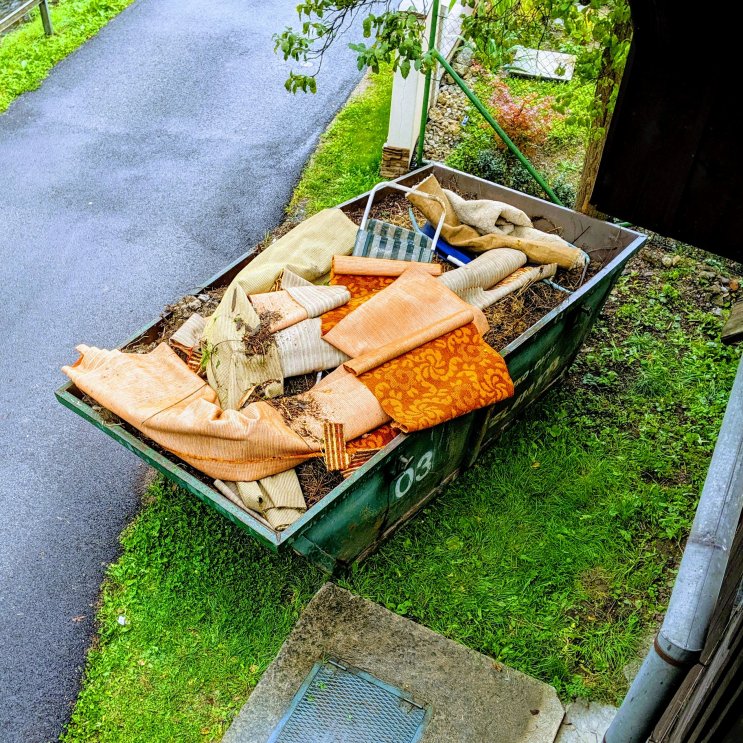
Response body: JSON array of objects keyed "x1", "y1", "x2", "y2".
[
  {"x1": 224, "y1": 583, "x2": 564, "y2": 743},
  {"x1": 555, "y1": 699, "x2": 617, "y2": 743},
  {"x1": 506, "y1": 47, "x2": 575, "y2": 81}
]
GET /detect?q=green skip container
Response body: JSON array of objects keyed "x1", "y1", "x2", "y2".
[{"x1": 56, "y1": 164, "x2": 647, "y2": 573}]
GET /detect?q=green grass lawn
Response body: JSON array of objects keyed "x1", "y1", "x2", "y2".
[
  {"x1": 62, "y1": 67, "x2": 741, "y2": 742},
  {"x1": 288, "y1": 69, "x2": 391, "y2": 216},
  {"x1": 0, "y1": 0, "x2": 135, "y2": 113}
]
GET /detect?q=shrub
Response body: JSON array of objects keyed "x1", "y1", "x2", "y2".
[
  {"x1": 457, "y1": 146, "x2": 576, "y2": 208},
  {"x1": 473, "y1": 149, "x2": 508, "y2": 183},
  {"x1": 487, "y1": 76, "x2": 561, "y2": 154}
]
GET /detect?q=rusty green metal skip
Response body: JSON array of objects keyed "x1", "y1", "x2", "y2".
[{"x1": 56, "y1": 164, "x2": 646, "y2": 573}]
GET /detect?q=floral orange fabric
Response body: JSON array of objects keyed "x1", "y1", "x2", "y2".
[
  {"x1": 341, "y1": 423, "x2": 399, "y2": 478},
  {"x1": 320, "y1": 273, "x2": 395, "y2": 334},
  {"x1": 356, "y1": 322, "x2": 514, "y2": 432},
  {"x1": 347, "y1": 423, "x2": 398, "y2": 453}
]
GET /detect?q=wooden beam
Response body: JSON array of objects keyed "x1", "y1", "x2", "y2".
[{"x1": 722, "y1": 301, "x2": 743, "y2": 346}]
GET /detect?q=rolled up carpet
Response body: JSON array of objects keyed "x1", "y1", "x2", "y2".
[{"x1": 323, "y1": 268, "x2": 488, "y2": 358}]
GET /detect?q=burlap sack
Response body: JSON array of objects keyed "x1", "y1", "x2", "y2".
[
  {"x1": 407, "y1": 174, "x2": 586, "y2": 270},
  {"x1": 445, "y1": 189, "x2": 575, "y2": 254}
]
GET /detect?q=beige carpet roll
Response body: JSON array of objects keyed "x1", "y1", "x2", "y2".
[
  {"x1": 169, "y1": 313, "x2": 206, "y2": 351},
  {"x1": 249, "y1": 286, "x2": 350, "y2": 328},
  {"x1": 457, "y1": 264, "x2": 557, "y2": 309},
  {"x1": 439, "y1": 249, "x2": 526, "y2": 295}
]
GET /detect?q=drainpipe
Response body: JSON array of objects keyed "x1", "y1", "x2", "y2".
[{"x1": 604, "y1": 352, "x2": 743, "y2": 743}]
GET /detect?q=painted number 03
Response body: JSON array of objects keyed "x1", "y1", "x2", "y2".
[{"x1": 393, "y1": 451, "x2": 434, "y2": 499}]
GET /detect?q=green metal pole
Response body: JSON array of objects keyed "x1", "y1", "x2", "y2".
[
  {"x1": 416, "y1": 0, "x2": 440, "y2": 166},
  {"x1": 433, "y1": 49, "x2": 563, "y2": 206}
]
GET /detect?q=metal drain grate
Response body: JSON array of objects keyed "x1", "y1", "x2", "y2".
[{"x1": 267, "y1": 658, "x2": 430, "y2": 743}]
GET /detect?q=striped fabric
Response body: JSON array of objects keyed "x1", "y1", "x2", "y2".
[
  {"x1": 286, "y1": 285, "x2": 351, "y2": 318},
  {"x1": 275, "y1": 318, "x2": 349, "y2": 377},
  {"x1": 186, "y1": 346, "x2": 203, "y2": 375},
  {"x1": 439, "y1": 248, "x2": 526, "y2": 296},
  {"x1": 169, "y1": 313, "x2": 206, "y2": 350},
  {"x1": 213, "y1": 472, "x2": 307, "y2": 531},
  {"x1": 340, "y1": 449, "x2": 379, "y2": 478},
  {"x1": 456, "y1": 263, "x2": 557, "y2": 310},
  {"x1": 280, "y1": 268, "x2": 313, "y2": 288},
  {"x1": 169, "y1": 313, "x2": 207, "y2": 375},
  {"x1": 352, "y1": 219, "x2": 434, "y2": 263},
  {"x1": 322, "y1": 421, "x2": 351, "y2": 471}
]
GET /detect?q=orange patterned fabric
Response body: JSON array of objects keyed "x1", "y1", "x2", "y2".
[
  {"x1": 347, "y1": 423, "x2": 398, "y2": 453},
  {"x1": 320, "y1": 273, "x2": 395, "y2": 334},
  {"x1": 356, "y1": 322, "x2": 514, "y2": 433},
  {"x1": 342, "y1": 423, "x2": 399, "y2": 478}
]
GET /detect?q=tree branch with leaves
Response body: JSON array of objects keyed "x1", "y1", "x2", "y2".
[{"x1": 274, "y1": 0, "x2": 632, "y2": 212}]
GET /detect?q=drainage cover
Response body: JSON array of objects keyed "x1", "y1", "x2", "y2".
[{"x1": 267, "y1": 658, "x2": 431, "y2": 743}]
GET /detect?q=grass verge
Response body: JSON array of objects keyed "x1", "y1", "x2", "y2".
[
  {"x1": 288, "y1": 68, "x2": 391, "y2": 216},
  {"x1": 0, "y1": 0, "x2": 134, "y2": 113},
  {"x1": 62, "y1": 67, "x2": 741, "y2": 743}
]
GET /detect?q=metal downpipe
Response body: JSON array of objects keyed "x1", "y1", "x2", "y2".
[{"x1": 605, "y1": 352, "x2": 743, "y2": 743}]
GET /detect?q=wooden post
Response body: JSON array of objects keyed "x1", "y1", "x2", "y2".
[
  {"x1": 380, "y1": 2, "x2": 429, "y2": 179},
  {"x1": 39, "y1": 0, "x2": 53, "y2": 35},
  {"x1": 380, "y1": 64, "x2": 426, "y2": 178},
  {"x1": 575, "y1": 16, "x2": 632, "y2": 217}
]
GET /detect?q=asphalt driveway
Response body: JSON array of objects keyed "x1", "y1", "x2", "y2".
[{"x1": 0, "y1": 2, "x2": 363, "y2": 739}]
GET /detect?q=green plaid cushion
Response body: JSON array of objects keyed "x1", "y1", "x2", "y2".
[{"x1": 352, "y1": 219, "x2": 434, "y2": 263}]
